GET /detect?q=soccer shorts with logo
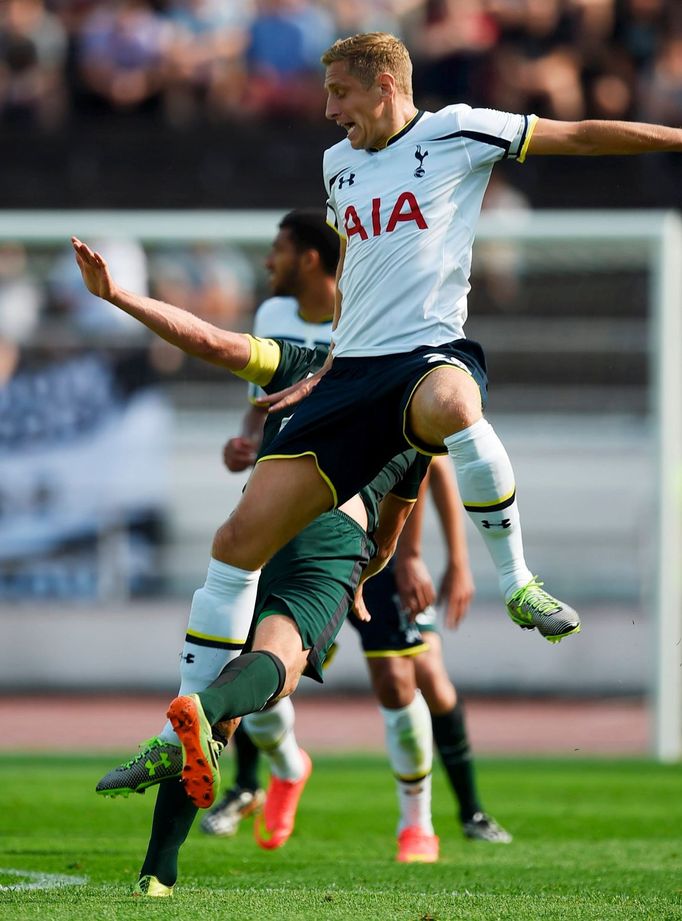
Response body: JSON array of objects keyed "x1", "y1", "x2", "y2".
[
  {"x1": 348, "y1": 560, "x2": 438, "y2": 657},
  {"x1": 247, "y1": 509, "x2": 372, "y2": 682},
  {"x1": 258, "y1": 339, "x2": 488, "y2": 508}
]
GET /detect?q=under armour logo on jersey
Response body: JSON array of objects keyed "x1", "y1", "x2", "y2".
[
  {"x1": 414, "y1": 145, "x2": 428, "y2": 177},
  {"x1": 481, "y1": 519, "x2": 511, "y2": 529},
  {"x1": 180, "y1": 652, "x2": 195, "y2": 663},
  {"x1": 338, "y1": 172, "x2": 355, "y2": 188}
]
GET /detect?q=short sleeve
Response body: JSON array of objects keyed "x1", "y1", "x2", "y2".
[{"x1": 455, "y1": 106, "x2": 537, "y2": 168}]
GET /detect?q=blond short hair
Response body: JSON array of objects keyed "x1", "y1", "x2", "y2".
[{"x1": 321, "y1": 33, "x2": 413, "y2": 96}]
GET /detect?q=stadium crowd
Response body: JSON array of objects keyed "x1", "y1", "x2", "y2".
[{"x1": 1, "y1": 0, "x2": 682, "y2": 129}]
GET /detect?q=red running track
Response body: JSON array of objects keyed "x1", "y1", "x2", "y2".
[{"x1": 0, "y1": 694, "x2": 649, "y2": 755}]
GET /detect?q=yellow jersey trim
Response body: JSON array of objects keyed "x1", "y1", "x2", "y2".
[
  {"x1": 518, "y1": 115, "x2": 539, "y2": 163},
  {"x1": 232, "y1": 335, "x2": 281, "y2": 387},
  {"x1": 364, "y1": 643, "x2": 429, "y2": 660},
  {"x1": 462, "y1": 486, "x2": 516, "y2": 509},
  {"x1": 256, "y1": 451, "x2": 338, "y2": 507},
  {"x1": 328, "y1": 218, "x2": 346, "y2": 240},
  {"x1": 186, "y1": 628, "x2": 247, "y2": 645}
]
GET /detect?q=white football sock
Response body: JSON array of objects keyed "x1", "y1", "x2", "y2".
[
  {"x1": 159, "y1": 557, "x2": 259, "y2": 744},
  {"x1": 243, "y1": 697, "x2": 305, "y2": 780},
  {"x1": 380, "y1": 691, "x2": 434, "y2": 835},
  {"x1": 445, "y1": 418, "x2": 533, "y2": 600}
]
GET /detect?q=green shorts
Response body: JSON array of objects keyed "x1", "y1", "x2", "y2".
[{"x1": 250, "y1": 508, "x2": 372, "y2": 682}]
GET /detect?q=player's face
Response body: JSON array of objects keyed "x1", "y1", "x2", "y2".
[
  {"x1": 324, "y1": 60, "x2": 386, "y2": 150},
  {"x1": 265, "y1": 228, "x2": 303, "y2": 296}
]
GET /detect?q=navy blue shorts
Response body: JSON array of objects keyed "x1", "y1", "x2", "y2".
[
  {"x1": 348, "y1": 561, "x2": 438, "y2": 657},
  {"x1": 258, "y1": 339, "x2": 488, "y2": 506}
]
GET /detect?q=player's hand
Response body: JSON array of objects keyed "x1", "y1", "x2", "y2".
[
  {"x1": 256, "y1": 364, "x2": 327, "y2": 413},
  {"x1": 394, "y1": 555, "x2": 436, "y2": 620},
  {"x1": 223, "y1": 436, "x2": 257, "y2": 472},
  {"x1": 352, "y1": 584, "x2": 371, "y2": 623},
  {"x1": 71, "y1": 237, "x2": 116, "y2": 301},
  {"x1": 438, "y1": 563, "x2": 475, "y2": 629}
]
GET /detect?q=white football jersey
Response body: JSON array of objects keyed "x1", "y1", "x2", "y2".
[
  {"x1": 324, "y1": 105, "x2": 536, "y2": 357},
  {"x1": 247, "y1": 296, "x2": 333, "y2": 402}
]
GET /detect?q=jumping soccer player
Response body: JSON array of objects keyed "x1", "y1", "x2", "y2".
[{"x1": 71, "y1": 237, "x2": 429, "y2": 893}]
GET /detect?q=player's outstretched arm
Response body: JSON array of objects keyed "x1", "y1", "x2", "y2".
[
  {"x1": 527, "y1": 117, "x2": 682, "y2": 157},
  {"x1": 71, "y1": 236, "x2": 251, "y2": 371}
]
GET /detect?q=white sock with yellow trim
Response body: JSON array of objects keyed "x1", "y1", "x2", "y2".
[
  {"x1": 158, "y1": 557, "x2": 260, "y2": 744},
  {"x1": 444, "y1": 419, "x2": 532, "y2": 601},
  {"x1": 243, "y1": 697, "x2": 306, "y2": 780},
  {"x1": 380, "y1": 691, "x2": 434, "y2": 834}
]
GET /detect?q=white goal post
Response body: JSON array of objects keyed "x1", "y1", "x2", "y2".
[{"x1": 1, "y1": 208, "x2": 680, "y2": 761}]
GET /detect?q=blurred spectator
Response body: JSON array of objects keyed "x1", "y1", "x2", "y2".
[
  {"x1": 162, "y1": 0, "x2": 251, "y2": 124},
  {"x1": 147, "y1": 242, "x2": 255, "y2": 371},
  {"x1": 0, "y1": 242, "x2": 44, "y2": 383},
  {"x1": 330, "y1": 0, "x2": 409, "y2": 37},
  {"x1": 639, "y1": 34, "x2": 682, "y2": 125},
  {"x1": 1, "y1": 0, "x2": 682, "y2": 128},
  {"x1": 48, "y1": 237, "x2": 149, "y2": 338},
  {"x1": 0, "y1": 0, "x2": 68, "y2": 128},
  {"x1": 242, "y1": 0, "x2": 335, "y2": 118},
  {"x1": 404, "y1": 0, "x2": 499, "y2": 106},
  {"x1": 74, "y1": 0, "x2": 172, "y2": 115}
]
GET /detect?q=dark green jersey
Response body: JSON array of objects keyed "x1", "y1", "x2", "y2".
[
  {"x1": 361, "y1": 450, "x2": 431, "y2": 533},
  {"x1": 258, "y1": 338, "x2": 431, "y2": 536},
  {"x1": 259, "y1": 340, "x2": 328, "y2": 457}
]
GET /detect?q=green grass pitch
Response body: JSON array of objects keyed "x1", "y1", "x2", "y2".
[{"x1": 1, "y1": 753, "x2": 681, "y2": 920}]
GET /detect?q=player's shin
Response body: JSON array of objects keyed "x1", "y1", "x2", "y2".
[
  {"x1": 158, "y1": 558, "x2": 259, "y2": 744},
  {"x1": 198, "y1": 650, "x2": 287, "y2": 726},
  {"x1": 139, "y1": 780, "x2": 199, "y2": 889},
  {"x1": 444, "y1": 419, "x2": 532, "y2": 601}
]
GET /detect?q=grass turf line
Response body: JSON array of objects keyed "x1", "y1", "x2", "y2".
[{"x1": 0, "y1": 754, "x2": 680, "y2": 921}]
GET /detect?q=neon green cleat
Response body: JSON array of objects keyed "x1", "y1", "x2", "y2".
[
  {"x1": 132, "y1": 875, "x2": 173, "y2": 897},
  {"x1": 506, "y1": 577, "x2": 581, "y2": 643},
  {"x1": 167, "y1": 693, "x2": 223, "y2": 808},
  {"x1": 96, "y1": 737, "x2": 182, "y2": 797}
]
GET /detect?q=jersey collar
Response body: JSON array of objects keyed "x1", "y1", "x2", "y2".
[{"x1": 367, "y1": 110, "x2": 424, "y2": 153}]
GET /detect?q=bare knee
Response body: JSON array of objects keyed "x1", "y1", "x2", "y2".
[
  {"x1": 415, "y1": 649, "x2": 457, "y2": 714},
  {"x1": 408, "y1": 367, "x2": 483, "y2": 447},
  {"x1": 368, "y1": 658, "x2": 416, "y2": 709}
]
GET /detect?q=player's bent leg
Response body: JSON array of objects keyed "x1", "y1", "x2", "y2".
[
  {"x1": 97, "y1": 557, "x2": 258, "y2": 798},
  {"x1": 212, "y1": 456, "x2": 334, "y2": 570},
  {"x1": 408, "y1": 368, "x2": 580, "y2": 642},
  {"x1": 169, "y1": 616, "x2": 309, "y2": 809}
]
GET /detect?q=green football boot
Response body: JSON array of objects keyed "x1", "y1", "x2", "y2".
[
  {"x1": 132, "y1": 875, "x2": 173, "y2": 897},
  {"x1": 506, "y1": 577, "x2": 581, "y2": 643},
  {"x1": 96, "y1": 737, "x2": 182, "y2": 797}
]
